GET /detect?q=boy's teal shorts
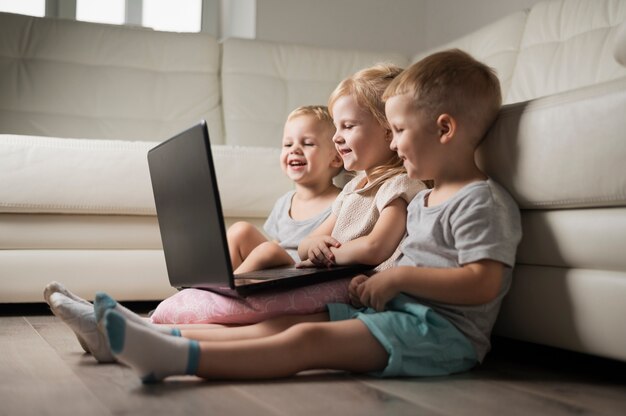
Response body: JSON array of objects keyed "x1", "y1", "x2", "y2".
[{"x1": 327, "y1": 294, "x2": 478, "y2": 378}]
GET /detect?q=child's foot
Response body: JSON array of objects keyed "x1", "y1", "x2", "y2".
[
  {"x1": 44, "y1": 281, "x2": 92, "y2": 306},
  {"x1": 93, "y1": 292, "x2": 181, "y2": 336},
  {"x1": 103, "y1": 309, "x2": 200, "y2": 383},
  {"x1": 47, "y1": 292, "x2": 115, "y2": 363},
  {"x1": 43, "y1": 281, "x2": 94, "y2": 353}
]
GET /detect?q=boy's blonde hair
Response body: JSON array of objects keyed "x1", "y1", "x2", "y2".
[
  {"x1": 328, "y1": 63, "x2": 406, "y2": 183},
  {"x1": 287, "y1": 105, "x2": 335, "y2": 135},
  {"x1": 286, "y1": 105, "x2": 343, "y2": 178},
  {"x1": 384, "y1": 49, "x2": 502, "y2": 146}
]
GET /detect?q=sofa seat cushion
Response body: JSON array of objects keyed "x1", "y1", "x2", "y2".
[{"x1": 0, "y1": 134, "x2": 292, "y2": 217}]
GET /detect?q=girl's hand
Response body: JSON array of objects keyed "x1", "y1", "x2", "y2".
[
  {"x1": 357, "y1": 271, "x2": 399, "y2": 312},
  {"x1": 295, "y1": 259, "x2": 314, "y2": 268},
  {"x1": 348, "y1": 274, "x2": 368, "y2": 307},
  {"x1": 305, "y1": 236, "x2": 341, "y2": 267}
]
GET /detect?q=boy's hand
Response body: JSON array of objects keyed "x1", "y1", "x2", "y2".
[
  {"x1": 356, "y1": 271, "x2": 399, "y2": 312},
  {"x1": 348, "y1": 274, "x2": 368, "y2": 307},
  {"x1": 305, "y1": 236, "x2": 341, "y2": 268}
]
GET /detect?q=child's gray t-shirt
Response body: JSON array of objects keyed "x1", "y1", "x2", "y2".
[
  {"x1": 263, "y1": 190, "x2": 332, "y2": 262},
  {"x1": 395, "y1": 179, "x2": 522, "y2": 362}
]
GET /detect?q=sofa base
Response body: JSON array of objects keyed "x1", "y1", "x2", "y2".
[
  {"x1": 495, "y1": 265, "x2": 626, "y2": 362},
  {"x1": 0, "y1": 250, "x2": 176, "y2": 303}
]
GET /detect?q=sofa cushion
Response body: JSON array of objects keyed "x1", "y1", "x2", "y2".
[
  {"x1": 221, "y1": 38, "x2": 408, "y2": 147},
  {"x1": 0, "y1": 134, "x2": 291, "y2": 217},
  {"x1": 476, "y1": 77, "x2": 626, "y2": 209},
  {"x1": 0, "y1": 12, "x2": 224, "y2": 143},
  {"x1": 412, "y1": 10, "x2": 529, "y2": 103},
  {"x1": 506, "y1": 0, "x2": 626, "y2": 103},
  {"x1": 615, "y1": 20, "x2": 626, "y2": 66}
]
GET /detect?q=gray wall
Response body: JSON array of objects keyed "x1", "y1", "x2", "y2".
[{"x1": 255, "y1": 0, "x2": 544, "y2": 55}]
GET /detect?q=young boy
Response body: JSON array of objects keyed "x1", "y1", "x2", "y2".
[
  {"x1": 97, "y1": 49, "x2": 522, "y2": 381},
  {"x1": 224, "y1": 105, "x2": 343, "y2": 274}
]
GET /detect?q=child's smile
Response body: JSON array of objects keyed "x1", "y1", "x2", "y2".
[{"x1": 287, "y1": 158, "x2": 307, "y2": 170}]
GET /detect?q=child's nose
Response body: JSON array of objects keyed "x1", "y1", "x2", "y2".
[
  {"x1": 389, "y1": 136, "x2": 397, "y2": 151},
  {"x1": 332, "y1": 132, "x2": 344, "y2": 144}
]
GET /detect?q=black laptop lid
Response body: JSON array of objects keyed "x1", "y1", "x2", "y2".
[{"x1": 148, "y1": 121, "x2": 234, "y2": 289}]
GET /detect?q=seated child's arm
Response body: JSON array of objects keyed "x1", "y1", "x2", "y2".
[
  {"x1": 329, "y1": 197, "x2": 408, "y2": 266},
  {"x1": 297, "y1": 213, "x2": 339, "y2": 264},
  {"x1": 355, "y1": 260, "x2": 504, "y2": 311}
]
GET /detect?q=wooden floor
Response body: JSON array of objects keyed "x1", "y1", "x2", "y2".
[{"x1": 1, "y1": 303, "x2": 625, "y2": 416}]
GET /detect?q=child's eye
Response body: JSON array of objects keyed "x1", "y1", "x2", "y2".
[
  {"x1": 283, "y1": 143, "x2": 292, "y2": 147},
  {"x1": 304, "y1": 142, "x2": 315, "y2": 146}
]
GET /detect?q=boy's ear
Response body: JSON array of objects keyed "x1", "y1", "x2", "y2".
[{"x1": 437, "y1": 114, "x2": 456, "y2": 144}]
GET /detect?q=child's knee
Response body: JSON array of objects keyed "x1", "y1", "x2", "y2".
[
  {"x1": 256, "y1": 241, "x2": 282, "y2": 256},
  {"x1": 284, "y1": 322, "x2": 326, "y2": 349},
  {"x1": 227, "y1": 221, "x2": 255, "y2": 240}
]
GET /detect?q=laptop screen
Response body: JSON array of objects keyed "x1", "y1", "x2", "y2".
[{"x1": 148, "y1": 121, "x2": 234, "y2": 289}]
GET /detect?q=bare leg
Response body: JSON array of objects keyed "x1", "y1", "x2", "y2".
[
  {"x1": 197, "y1": 318, "x2": 388, "y2": 379},
  {"x1": 234, "y1": 241, "x2": 295, "y2": 274},
  {"x1": 227, "y1": 222, "x2": 269, "y2": 270},
  {"x1": 180, "y1": 312, "x2": 327, "y2": 341},
  {"x1": 104, "y1": 309, "x2": 388, "y2": 381},
  {"x1": 158, "y1": 323, "x2": 231, "y2": 330}
]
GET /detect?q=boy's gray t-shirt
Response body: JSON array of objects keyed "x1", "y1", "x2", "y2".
[
  {"x1": 263, "y1": 190, "x2": 332, "y2": 262},
  {"x1": 395, "y1": 179, "x2": 522, "y2": 362}
]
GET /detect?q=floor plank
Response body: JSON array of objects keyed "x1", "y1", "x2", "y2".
[
  {"x1": 0, "y1": 317, "x2": 110, "y2": 416},
  {"x1": 1, "y1": 309, "x2": 625, "y2": 416},
  {"x1": 227, "y1": 372, "x2": 442, "y2": 416},
  {"x1": 27, "y1": 315, "x2": 279, "y2": 416}
]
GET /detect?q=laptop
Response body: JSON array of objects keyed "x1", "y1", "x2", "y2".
[{"x1": 147, "y1": 120, "x2": 371, "y2": 296}]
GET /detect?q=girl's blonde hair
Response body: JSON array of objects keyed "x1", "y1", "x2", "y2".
[{"x1": 328, "y1": 63, "x2": 406, "y2": 185}]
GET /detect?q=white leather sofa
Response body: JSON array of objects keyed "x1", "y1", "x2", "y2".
[{"x1": 1, "y1": 0, "x2": 625, "y2": 362}]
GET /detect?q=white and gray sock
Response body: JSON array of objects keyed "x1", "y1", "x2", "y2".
[
  {"x1": 43, "y1": 281, "x2": 93, "y2": 353},
  {"x1": 44, "y1": 281, "x2": 92, "y2": 307},
  {"x1": 93, "y1": 292, "x2": 181, "y2": 336},
  {"x1": 103, "y1": 309, "x2": 199, "y2": 383},
  {"x1": 47, "y1": 292, "x2": 116, "y2": 363}
]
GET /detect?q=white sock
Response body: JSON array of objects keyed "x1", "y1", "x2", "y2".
[
  {"x1": 103, "y1": 309, "x2": 200, "y2": 383},
  {"x1": 93, "y1": 292, "x2": 181, "y2": 336},
  {"x1": 44, "y1": 281, "x2": 92, "y2": 306},
  {"x1": 43, "y1": 281, "x2": 94, "y2": 353},
  {"x1": 47, "y1": 292, "x2": 115, "y2": 363}
]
